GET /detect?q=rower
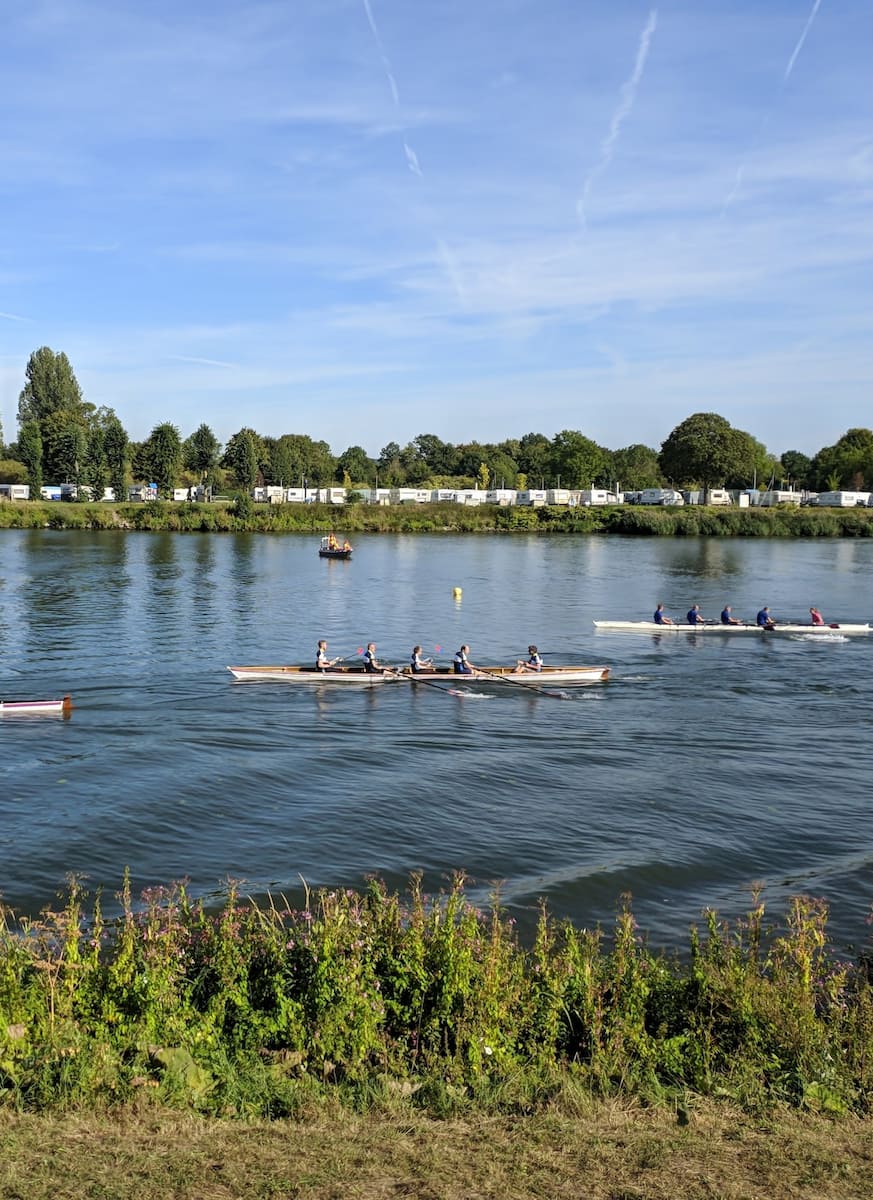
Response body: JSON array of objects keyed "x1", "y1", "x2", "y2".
[
  {"x1": 410, "y1": 646, "x2": 433, "y2": 673},
  {"x1": 517, "y1": 645, "x2": 543, "y2": 671},
  {"x1": 756, "y1": 606, "x2": 776, "y2": 630},
  {"x1": 316, "y1": 639, "x2": 339, "y2": 671},
  {"x1": 686, "y1": 604, "x2": 706, "y2": 626},
  {"x1": 720, "y1": 605, "x2": 741, "y2": 625},
  {"x1": 653, "y1": 604, "x2": 674, "y2": 626},
  {"x1": 453, "y1": 645, "x2": 475, "y2": 674},
  {"x1": 809, "y1": 607, "x2": 825, "y2": 626},
  {"x1": 363, "y1": 642, "x2": 382, "y2": 673}
]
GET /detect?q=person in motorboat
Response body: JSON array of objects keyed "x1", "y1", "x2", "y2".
[
  {"x1": 809, "y1": 607, "x2": 825, "y2": 626},
  {"x1": 517, "y1": 645, "x2": 543, "y2": 671},
  {"x1": 363, "y1": 643, "x2": 382, "y2": 673},
  {"x1": 342, "y1": 539, "x2": 352, "y2": 552},
  {"x1": 410, "y1": 646, "x2": 434, "y2": 673},
  {"x1": 327, "y1": 532, "x2": 339, "y2": 550},
  {"x1": 453, "y1": 645, "x2": 475, "y2": 674},
  {"x1": 756, "y1": 606, "x2": 776, "y2": 630},
  {"x1": 686, "y1": 604, "x2": 706, "y2": 625},
  {"x1": 316, "y1": 640, "x2": 340, "y2": 671},
  {"x1": 720, "y1": 605, "x2": 741, "y2": 625},
  {"x1": 653, "y1": 604, "x2": 674, "y2": 626}
]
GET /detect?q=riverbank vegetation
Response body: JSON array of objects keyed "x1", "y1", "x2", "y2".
[
  {"x1": 2, "y1": 498, "x2": 873, "y2": 536},
  {"x1": 2, "y1": 875, "x2": 872, "y2": 1122}
]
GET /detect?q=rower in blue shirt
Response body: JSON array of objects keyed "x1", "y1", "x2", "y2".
[
  {"x1": 653, "y1": 604, "x2": 674, "y2": 626},
  {"x1": 721, "y1": 605, "x2": 741, "y2": 625},
  {"x1": 687, "y1": 604, "x2": 705, "y2": 625},
  {"x1": 756, "y1": 606, "x2": 776, "y2": 630}
]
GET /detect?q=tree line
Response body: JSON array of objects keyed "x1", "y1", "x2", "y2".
[{"x1": 1, "y1": 347, "x2": 870, "y2": 499}]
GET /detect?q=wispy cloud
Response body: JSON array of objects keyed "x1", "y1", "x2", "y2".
[
  {"x1": 0, "y1": 311, "x2": 30, "y2": 322},
  {"x1": 577, "y1": 9, "x2": 658, "y2": 225},
  {"x1": 167, "y1": 355, "x2": 238, "y2": 369}
]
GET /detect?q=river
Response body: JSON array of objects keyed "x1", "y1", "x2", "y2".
[{"x1": 1, "y1": 529, "x2": 871, "y2": 950}]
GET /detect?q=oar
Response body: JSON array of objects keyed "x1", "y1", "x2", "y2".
[
  {"x1": 383, "y1": 665, "x2": 462, "y2": 696},
  {"x1": 472, "y1": 665, "x2": 570, "y2": 700}
]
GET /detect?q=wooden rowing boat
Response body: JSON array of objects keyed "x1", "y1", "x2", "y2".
[
  {"x1": 0, "y1": 695, "x2": 73, "y2": 715},
  {"x1": 593, "y1": 620, "x2": 871, "y2": 635},
  {"x1": 228, "y1": 666, "x2": 388, "y2": 683},
  {"x1": 228, "y1": 664, "x2": 610, "y2": 686}
]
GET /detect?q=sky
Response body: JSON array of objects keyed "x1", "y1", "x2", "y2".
[{"x1": 1, "y1": 0, "x2": 871, "y2": 459}]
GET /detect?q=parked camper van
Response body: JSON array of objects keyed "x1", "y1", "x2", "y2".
[
  {"x1": 815, "y1": 491, "x2": 870, "y2": 508},
  {"x1": 639, "y1": 488, "x2": 685, "y2": 506},
  {"x1": 706, "y1": 489, "x2": 732, "y2": 506},
  {"x1": 0, "y1": 484, "x2": 30, "y2": 501}
]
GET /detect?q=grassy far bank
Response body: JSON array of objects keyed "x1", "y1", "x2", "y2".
[
  {"x1": 2, "y1": 499, "x2": 873, "y2": 535},
  {"x1": 2, "y1": 1102, "x2": 872, "y2": 1200},
  {"x1": 2, "y1": 876, "x2": 873, "y2": 1124}
]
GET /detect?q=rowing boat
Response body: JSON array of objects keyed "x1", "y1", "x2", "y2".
[
  {"x1": 228, "y1": 665, "x2": 388, "y2": 683},
  {"x1": 0, "y1": 695, "x2": 73, "y2": 715},
  {"x1": 228, "y1": 664, "x2": 610, "y2": 686},
  {"x1": 593, "y1": 620, "x2": 871, "y2": 635},
  {"x1": 396, "y1": 665, "x2": 610, "y2": 685}
]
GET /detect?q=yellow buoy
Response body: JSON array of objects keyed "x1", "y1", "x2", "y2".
[{"x1": 452, "y1": 586, "x2": 463, "y2": 599}]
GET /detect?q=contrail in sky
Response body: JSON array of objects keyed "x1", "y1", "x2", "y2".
[
  {"x1": 721, "y1": 0, "x2": 824, "y2": 215},
  {"x1": 784, "y1": 0, "x2": 822, "y2": 81},
  {"x1": 578, "y1": 9, "x2": 658, "y2": 225}
]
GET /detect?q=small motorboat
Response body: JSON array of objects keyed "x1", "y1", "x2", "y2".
[{"x1": 318, "y1": 536, "x2": 353, "y2": 559}]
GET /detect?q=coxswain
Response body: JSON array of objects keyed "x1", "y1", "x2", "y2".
[
  {"x1": 809, "y1": 607, "x2": 825, "y2": 626},
  {"x1": 453, "y1": 645, "x2": 475, "y2": 674},
  {"x1": 517, "y1": 645, "x2": 543, "y2": 671},
  {"x1": 720, "y1": 605, "x2": 741, "y2": 625},
  {"x1": 686, "y1": 604, "x2": 706, "y2": 626},
  {"x1": 653, "y1": 604, "x2": 674, "y2": 626}
]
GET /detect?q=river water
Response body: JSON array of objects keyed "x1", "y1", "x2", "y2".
[{"x1": 1, "y1": 529, "x2": 871, "y2": 950}]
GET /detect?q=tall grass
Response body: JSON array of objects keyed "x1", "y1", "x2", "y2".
[{"x1": 1, "y1": 875, "x2": 871, "y2": 1117}]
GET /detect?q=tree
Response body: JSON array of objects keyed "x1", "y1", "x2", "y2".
[
  {"x1": 222, "y1": 427, "x2": 263, "y2": 491},
  {"x1": 337, "y1": 445, "x2": 374, "y2": 484},
  {"x1": 413, "y1": 433, "x2": 457, "y2": 475},
  {"x1": 780, "y1": 450, "x2": 812, "y2": 491},
  {"x1": 17, "y1": 422, "x2": 43, "y2": 496},
  {"x1": 611, "y1": 444, "x2": 663, "y2": 490},
  {"x1": 517, "y1": 432, "x2": 551, "y2": 483},
  {"x1": 811, "y1": 428, "x2": 873, "y2": 490},
  {"x1": 184, "y1": 423, "x2": 221, "y2": 489},
  {"x1": 102, "y1": 413, "x2": 129, "y2": 504},
  {"x1": 550, "y1": 430, "x2": 606, "y2": 487},
  {"x1": 659, "y1": 413, "x2": 751, "y2": 494},
  {"x1": 17, "y1": 347, "x2": 95, "y2": 481},
  {"x1": 143, "y1": 423, "x2": 182, "y2": 496}
]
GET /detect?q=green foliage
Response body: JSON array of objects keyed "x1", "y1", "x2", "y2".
[
  {"x1": 142, "y1": 423, "x2": 182, "y2": 496},
  {"x1": 660, "y1": 413, "x2": 759, "y2": 492},
  {"x1": 1, "y1": 878, "x2": 871, "y2": 1118}
]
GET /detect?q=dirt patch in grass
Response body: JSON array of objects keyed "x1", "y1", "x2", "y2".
[{"x1": 1, "y1": 1101, "x2": 872, "y2": 1200}]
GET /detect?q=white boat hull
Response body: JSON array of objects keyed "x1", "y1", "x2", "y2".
[
  {"x1": 593, "y1": 620, "x2": 871, "y2": 635},
  {"x1": 228, "y1": 664, "x2": 610, "y2": 686},
  {"x1": 0, "y1": 696, "x2": 73, "y2": 715},
  {"x1": 228, "y1": 666, "x2": 390, "y2": 684}
]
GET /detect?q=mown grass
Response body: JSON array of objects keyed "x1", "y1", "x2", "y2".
[
  {"x1": 1, "y1": 499, "x2": 872, "y2": 535},
  {"x1": 2, "y1": 1100, "x2": 872, "y2": 1199},
  {"x1": 2, "y1": 876, "x2": 872, "y2": 1122}
]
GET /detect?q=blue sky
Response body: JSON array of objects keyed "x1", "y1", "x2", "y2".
[{"x1": 1, "y1": 0, "x2": 870, "y2": 458}]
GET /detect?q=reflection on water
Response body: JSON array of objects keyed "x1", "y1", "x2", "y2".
[{"x1": 0, "y1": 529, "x2": 872, "y2": 950}]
